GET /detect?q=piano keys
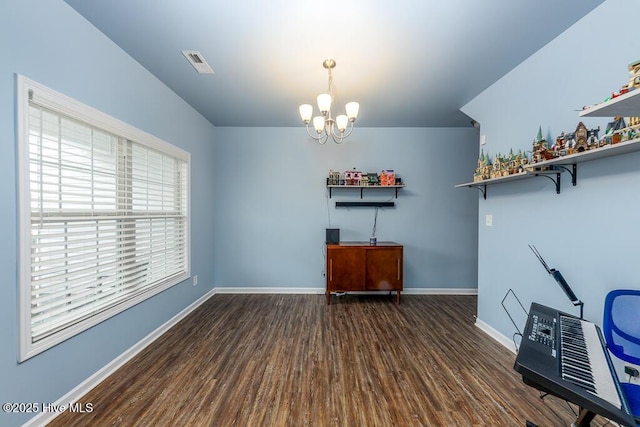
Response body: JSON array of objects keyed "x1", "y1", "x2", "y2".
[{"x1": 514, "y1": 302, "x2": 635, "y2": 427}]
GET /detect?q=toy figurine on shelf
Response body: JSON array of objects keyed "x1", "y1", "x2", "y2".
[
  {"x1": 612, "y1": 86, "x2": 630, "y2": 99},
  {"x1": 328, "y1": 170, "x2": 340, "y2": 185},
  {"x1": 574, "y1": 122, "x2": 589, "y2": 152},
  {"x1": 626, "y1": 119, "x2": 640, "y2": 142},
  {"x1": 474, "y1": 150, "x2": 492, "y2": 182},
  {"x1": 628, "y1": 59, "x2": 640, "y2": 90},
  {"x1": 512, "y1": 150, "x2": 529, "y2": 173},
  {"x1": 502, "y1": 149, "x2": 522, "y2": 175},
  {"x1": 344, "y1": 169, "x2": 363, "y2": 186},
  {"x1": 491, "y1": 153, "x2": 506, "y2": 178},
  {"x1": 380, "y1": 169, "x2": 395, "y2": 186},
  {"x1": 564, "y1": 132, "x2": 576, "y2": 154},
  {"x1": 617, "y1": 120, "x2": 639, "y2": 142},
  {"x1": 601, "y1": 117, "x2": 627, "y2": 146},
  {"x1": 622, "y1": 127, "x2": 638, "y2": 142},
  {"x1": 531, "y1": 126, "x2": 555, "y2": 163},
  {"x1": 552, "y1": 131, "x2": 567, "y2": 156},
  {"x1": 587, "y1": 127, "x2": 600, "y2": 150},
  {"x1": 367, "y1": 173, "x2": 379, "y2": 186}
]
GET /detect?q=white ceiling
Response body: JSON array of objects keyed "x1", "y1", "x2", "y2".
[{"x1": 64, "y1": 0, "x2": 604, "y2": 128}]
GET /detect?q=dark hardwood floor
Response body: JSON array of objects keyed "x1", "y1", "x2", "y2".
[{"x1": 49, "y1": 294, "x2": 602, "y2": 426}]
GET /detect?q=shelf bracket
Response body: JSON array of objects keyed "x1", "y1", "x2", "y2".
[
  {"x1": 533, "y1": 171, "x2": 562, "y2": 194},
  {"x1": 553, "y1": 164, "x2": 577, "y2": 186},
  {"x1": 327, "y1": 185, "x2": 404, "y2": 199},
  {"x1": 471, "y1": 184, "x2": 487, "y2": 200}
]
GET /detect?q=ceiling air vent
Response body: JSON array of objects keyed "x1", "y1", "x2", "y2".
[{"x1": 181, "y1": 50, "x2": 214, "y2": 74}]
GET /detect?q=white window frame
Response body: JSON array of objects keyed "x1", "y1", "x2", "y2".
[{"x1": 16, "y1": 75, "x2": 191, "y2": 362}]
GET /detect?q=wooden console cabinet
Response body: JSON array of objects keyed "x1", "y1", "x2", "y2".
[{"x1": 325, "y1": 242, "x2": 403, "y2": 304}]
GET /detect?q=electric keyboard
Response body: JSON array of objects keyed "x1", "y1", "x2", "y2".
[{"x1": 514, "y1": 302, "x2": 636, "y2": 427}]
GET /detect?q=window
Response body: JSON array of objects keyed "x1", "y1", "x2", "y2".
[{"x1": 16, "y1": 76, "x2": 190, "y2": 361}]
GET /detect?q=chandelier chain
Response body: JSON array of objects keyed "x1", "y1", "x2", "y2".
[{"x1": 327, "y1": 67, "x2": 334, "y2": 100}]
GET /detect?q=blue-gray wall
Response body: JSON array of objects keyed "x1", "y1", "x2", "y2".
[
  {"x1": 0, "y1": 1, "x2": 216, "y2": 425},
  {"x1": 462, "y1": 0, "x2": 640, "y2": 343},
  {"x1": 213, "y1": 127, "x2": 479, "y2": 289}
]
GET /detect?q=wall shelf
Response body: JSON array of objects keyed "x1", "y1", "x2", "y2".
[
  {"x1": 579, "y1": 89, "x2": 640, "y2": 118},
  {"x1": 455, "y1": 168, "x2": 564, "y2": 199},
  {"x1": 456, "y1": 136, "x2": 640, "y2": 199},
  {"x1": 327, "y1": 184, "x2": 405, "y2": 199},
  {"x1": 523, "y1": 136, "x2": 640, "y2": 187},
  {"x1": 458, "y1": 78, "x2": 640, "y2": 200}
]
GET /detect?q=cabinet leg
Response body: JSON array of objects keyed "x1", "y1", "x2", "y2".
[
  {"x1": 326, "y1": 291, "x2": 331, "y2": 305},
  {"x1": 396, "y1": 291, "x2": 401, "y2": 304}
]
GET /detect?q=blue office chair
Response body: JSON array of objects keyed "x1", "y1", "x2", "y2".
[{"x1": 603, "y1": 289, "x2": 640, "y2": 423}]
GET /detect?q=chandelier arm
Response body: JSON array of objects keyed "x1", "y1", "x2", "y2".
[
  {"x1": 341, "y1": 122, "x2": 356, "y2": 139},
  {"x1": 305, "y1": 124, "x2": 320, "y2": 140},
  {"x1": 305, "y1": 124, "x2": 329, "y2": 144},
  {"x1": 329, "y1": 126, "x2": 345, "y2": 144},
  {"x1": 330, "y1": 120, "x2": 355, "y2": 142}
]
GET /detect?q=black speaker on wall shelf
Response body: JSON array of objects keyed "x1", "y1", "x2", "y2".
[{"x1": 326, "y1": 228, "x2": 340, "y2": 244}]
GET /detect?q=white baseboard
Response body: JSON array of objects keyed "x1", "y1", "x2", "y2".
[
  {"x1": 24, "y1": 289, "x2": 217, "y2": 427},
  {"x1": 214, "y1": 287, "x2": 325, "y2": 294},
  {"x1": 475, "y1": 317, "x2": 517, "y2": 354},
  {"x1": 213, "y1": 287, "x2": 478, "y2": 295},
  {"x1": 403, "y1": 287, "x2": 478, "y2": 295}
]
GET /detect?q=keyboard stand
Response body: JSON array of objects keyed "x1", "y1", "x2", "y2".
[{"x1": 573, "y1": 407, "x2": 596, "y2": 427}]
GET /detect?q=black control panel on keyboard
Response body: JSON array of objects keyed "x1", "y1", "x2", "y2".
[{"x1": 528, "y1": 312, "x2": 556, "y2": 351}]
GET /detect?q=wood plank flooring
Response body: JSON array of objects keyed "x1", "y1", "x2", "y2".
[{"x1": 49, "y1": 294, "x2": 604, "y2": 426}]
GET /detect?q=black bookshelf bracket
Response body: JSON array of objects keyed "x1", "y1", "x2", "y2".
[
  {"x1": 552, "y1": 164, "x2": 577, "y2": 186},
  {"x1": 326, "y1": 184, "x2": 405, "y2": 199},
  {"x1": 532, "y1": 170, "x2": 562, "y2": 194},
  {"x1": 475, "y1": 184, "x2": 487, "y2": 200}
]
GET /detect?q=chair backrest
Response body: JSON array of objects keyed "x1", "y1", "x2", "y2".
[{"x1": 603, "y1": 289, "x2": 640, "y2": 366}]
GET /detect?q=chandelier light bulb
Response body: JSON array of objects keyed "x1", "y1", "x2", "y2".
[
  {"x1": 336, "y1": 115, "x2": 348, "y2": 132},
  {"x1": 317, "y1": 94, "x2": 332, "y2": 115},
  {"x1": 313, "y1": 116, "x2": 325, "y2": 133},
  {"x1": 299, "y1": 104, "x2": 313, "y2": 124},
  {"x1": 346, "y1": 102, "x2": 359, "y2": 121}
]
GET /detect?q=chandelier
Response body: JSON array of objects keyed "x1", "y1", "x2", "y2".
[{"x1": 299, "y1": 59, "x2": 359, "y2": 144}]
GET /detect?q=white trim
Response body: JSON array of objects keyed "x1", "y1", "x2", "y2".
[
  {"x1": 20, "y1": 75, "x2": 189, "y2": 161},
  {"x1": 213, "y1": 287, "x2": 478, "y2": 296},
  {"x1": 16, "y1": 74, "x2": 32, "y2": 363},
  {"x1": 23, "y1": 289, "x2": 216, "y2": 427},
  {"x1": 214, "y1": 287, "x2": 326, "y2": 294},
  {"x1": 475, "y1": 317, "x2": 517, "y2": 354},
  {"x1": 403, "y1": 287, "x2": 478, "y2": 295}
]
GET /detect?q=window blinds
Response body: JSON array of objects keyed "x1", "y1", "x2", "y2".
[{"x1": 18, "y1": 76, "x2": 190, "y2": 360}]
